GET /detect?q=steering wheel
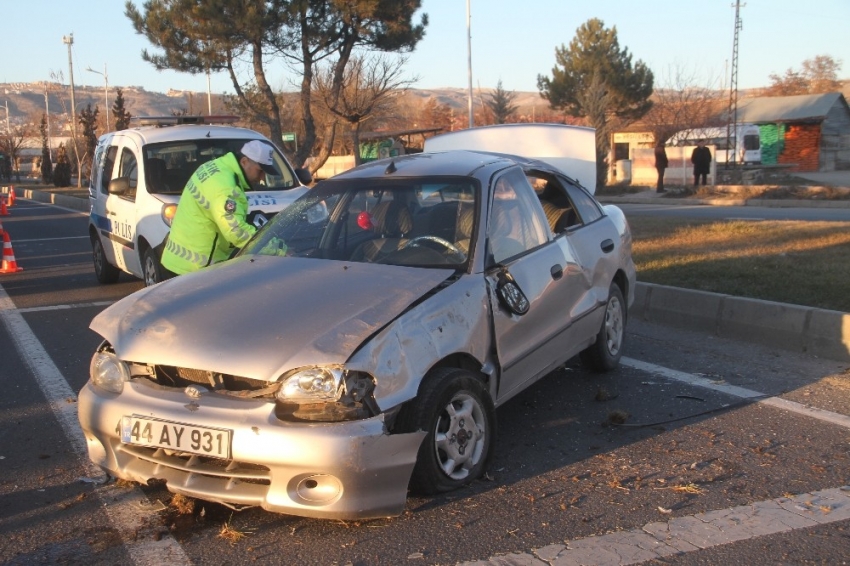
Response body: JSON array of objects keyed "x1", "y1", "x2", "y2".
[{"x1": 402, "y1": 235, "x2": 466, "y2": 261}]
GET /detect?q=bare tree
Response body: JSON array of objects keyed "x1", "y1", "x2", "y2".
[
  {"x1": 640, "y1": 65, "x2": 724, "y2": 145},
  {"x1": 765, "y1": 54, "x2": 843, "y2": 96},
  {"x1": 314, "y1": 54, "x2": 416, "y2": 166}
]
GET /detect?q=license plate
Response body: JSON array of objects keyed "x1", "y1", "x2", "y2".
[{"x1": 121, "y1": 415, "x2": 232, "y2": 459}]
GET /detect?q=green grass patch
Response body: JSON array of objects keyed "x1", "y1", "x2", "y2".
[{"x1": 627, "y1": 216, "x2": 850, "y2": 312}]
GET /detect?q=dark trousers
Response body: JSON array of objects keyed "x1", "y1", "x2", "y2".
[
  {"x1": 656, "y1": 167, "x2": 666, "y2": 192},
  {"x1": 694, "y1": 172, "x2": 707, "y2": 186}
]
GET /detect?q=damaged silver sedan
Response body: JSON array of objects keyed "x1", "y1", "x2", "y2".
[{"x1": 78, "y1": 147, "x2": 636, "y2": 520}]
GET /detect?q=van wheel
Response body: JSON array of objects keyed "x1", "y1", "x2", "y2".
[
  {"x1": 394, "y1": 368, "x2": 496, "y2": 495},
  {"x1": 92, "y1": 237, "x2": 119, "y2": 284},
  {"x1": 143, "y1": 248, "x2": 163, "y2": 286},
  {"x1": 580, "y1": 283, "x2": 625, "y2": 372}
]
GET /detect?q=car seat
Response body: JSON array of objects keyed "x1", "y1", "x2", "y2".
[{"x1": 349, "y1": 200, "x2": 413, "y2": 263}]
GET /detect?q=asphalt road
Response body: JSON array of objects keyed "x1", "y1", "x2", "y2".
[{"x1": 1, "y1": 197, "x2": 849, "y2": 565}]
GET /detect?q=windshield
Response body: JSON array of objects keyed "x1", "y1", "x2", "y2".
[
  {"x1": 143, "y1": 138, "x2": 299, "y2": 195},
  {"x1": 243, "y1": 177, "x2": 479, "y2": 268}
]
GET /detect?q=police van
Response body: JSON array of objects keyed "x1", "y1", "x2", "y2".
[{"x1": 88, "y1": 116, "x2": 312, "y2": 286}]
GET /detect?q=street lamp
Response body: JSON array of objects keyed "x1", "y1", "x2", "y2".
[{"x1": 86, "y1": 64, "x2": 109, "y2": 131}]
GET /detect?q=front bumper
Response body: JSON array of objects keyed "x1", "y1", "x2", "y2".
[{"x1": 78, "y1": 379, "x2": 425, "y2": 520}]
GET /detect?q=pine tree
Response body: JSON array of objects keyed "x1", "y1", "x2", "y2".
[
  {"x1": 538, "y1": 18, "x2": 653, "y2": 187},
  {"x1": 112, "y1": 88, "x2": 132, "y2": 131},
  {"x1": 485, "y1": 80, "x2": 519, "y2": 125},
  {"x1": 53, "y1": 144, "x2": 71, "y2": 187},
  {"x1": 79, "y1": 104, "x2": 100, "y2": 177}
]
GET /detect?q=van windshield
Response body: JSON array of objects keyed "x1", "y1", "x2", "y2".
[{"x1": 143, "y1": 139, "x2": 299, "y2": 195}]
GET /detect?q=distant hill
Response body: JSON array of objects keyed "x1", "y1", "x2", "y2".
[{"x1": 3, "y1": 80, "x2": 848, "y2": 129}]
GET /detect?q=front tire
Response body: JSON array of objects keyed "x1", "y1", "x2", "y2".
[
  {"x1": 395, "y1": 368, "x2": 496, "y2": 495},
  {"x1": 580, "y1": 283, "x2": 626, "y2": 372},
  {"x1": 142, "y1": 248, "x2": 163, "y2": 286},
  {"x1": 92, "y1": 237, "x2": 120, "y2": 284}
]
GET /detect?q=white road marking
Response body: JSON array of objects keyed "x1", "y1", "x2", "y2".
[
  {"x1": 460, "y1": 487, "x2": 850, "y2": 566},
  {"x1": 622, "y1": 357, "x2": 850, "y2": 430},
  {"x1": 0, "y1": 283, "x2": 191, "y2": 566},
  {"x1": 12, "y1": 236, "x2": 91, "y2": 242},
  {"x1": 15, "y1": 301, "x2": 115, "y2": 313}
]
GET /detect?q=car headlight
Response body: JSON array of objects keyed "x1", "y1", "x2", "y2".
[
  {"x1": 90, "y1": 351, "x2": 131, "y2": 394},
  {"x1": 276, "y1": 367, "x2": 343, "y2": 403}
]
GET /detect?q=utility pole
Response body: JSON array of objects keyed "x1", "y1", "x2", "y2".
[
  {"x1": 726, "y1": 1, "x2": 744, "y2": 175},
  {"x1": 86, "y1": 63, "x2": 109, "y2": 131},
  {"x1": 44, "y1": 85, "x2": 52, "y2": 163},
  {"x1": 63, "y1": 33, "x2": 81, "y2": 187},
  {"x1": 466, "y1": 0, "x2": 474, "y2": 129},
  {"x1": 207, "y1": 70, "x2": 212, "y2": 115}
]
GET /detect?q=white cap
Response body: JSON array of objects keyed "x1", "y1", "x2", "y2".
[{"x1": 241, "y1": 140, "x2": 278, "y2": 175}]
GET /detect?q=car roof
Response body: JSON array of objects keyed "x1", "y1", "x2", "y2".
[
  {"x1": 101, "y1": 124, "x2": 269, "y2": 146},
  {"x1": 329, "y1": 149, "x2": 561, "y2": 181}
]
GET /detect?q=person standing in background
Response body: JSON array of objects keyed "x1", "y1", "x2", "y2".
[
  {"x1": 654, "y1": 142, "x2": 668, "y2": 193},
  {"x1": 691, "y1": 139, "x2": 712, "y2": 187}
]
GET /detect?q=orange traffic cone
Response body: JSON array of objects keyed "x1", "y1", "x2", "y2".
[
  {"x1": 0, "y1": 230, "x2": 22, "y2": 273},
  {"x1": 7, "y1": 188, "x2": 14, "y2": 207},
  {"x1": 0, "y1": 196, "x2": 8, "y2": 216}
]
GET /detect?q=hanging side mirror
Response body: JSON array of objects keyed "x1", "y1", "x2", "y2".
[{"x1": 496, "y1": 269, "x2": 529, "y2": 316}]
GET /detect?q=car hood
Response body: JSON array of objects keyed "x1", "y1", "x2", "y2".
[{"x1": 91, "y1": 256, "x2": 453, "y2": 380}]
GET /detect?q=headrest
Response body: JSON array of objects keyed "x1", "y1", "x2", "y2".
[{"x1": 371, "y1": 200, "x2": 412, "y2": 237}]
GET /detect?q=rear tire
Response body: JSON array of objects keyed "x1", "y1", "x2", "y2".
[
  {"x1": 395, "y1": 368, "x2": 496, "y2": 495},
  {"x1": 580, "y1": 283, "x2": 625, "y2": 372},
  {"x1": 92, "y1": 237, "x2": 120, "y2": 284}
]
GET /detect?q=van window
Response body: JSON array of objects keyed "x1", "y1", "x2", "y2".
[
  {"x1": 119, "y1": 148, "x2": 138, "y2": 201},
  {"x1": 100, "y1": 146, "x2": 118, "y2": 194},
  {"x1": 744, "y1": 134, "x2": 760, "y2": 151}
]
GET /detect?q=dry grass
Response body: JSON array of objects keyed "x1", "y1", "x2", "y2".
[{"x1": 628, "y1": 216, "x2": 850, "y2": 313}]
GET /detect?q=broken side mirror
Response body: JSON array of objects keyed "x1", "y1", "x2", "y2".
[{"x1": 496, "y1": 269, "x2": 529, "y2": 316}]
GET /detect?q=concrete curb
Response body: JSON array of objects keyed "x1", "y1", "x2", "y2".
[
  {"x1": 633, "y1": 282, "x2": 850, "y2": 362},
  {"x1": 1, "y1": 185, "x2": 90, "y2": 213},
  {"x1": 5, "y1": 186, "x2": 849, "y2": 362}
]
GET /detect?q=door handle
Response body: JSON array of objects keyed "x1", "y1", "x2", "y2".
[
  {"x1": 600, "y1": 239, "x2": 614, "y2": 253},
  {"x1": 550, "y1": 264, "x2": 563, "y2": 280}
]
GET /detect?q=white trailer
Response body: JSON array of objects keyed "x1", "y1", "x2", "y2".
[{"x1": 424, "y1": 124, "x2": 597, "y2": 193}]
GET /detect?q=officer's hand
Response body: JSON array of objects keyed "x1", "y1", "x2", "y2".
[{"x1": 259, "y1": 237, "x2": 289, "y2": 257}]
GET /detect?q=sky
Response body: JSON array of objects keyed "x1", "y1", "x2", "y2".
[{"x1": 1, "y1": 0, "x2": 848, "y2": 97}]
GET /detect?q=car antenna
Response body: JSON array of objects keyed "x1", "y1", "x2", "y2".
[{"x1": 384, "y1": 160, "x2": 397, "y2": 175}]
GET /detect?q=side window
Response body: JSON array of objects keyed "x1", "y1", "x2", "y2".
[
  {"x1": 118, "y1": 148, "x2": 138, "y2": 200},
  {"x1": 487, "y1": 168, "x2": 549, "y2": 264},
  {"x1": 100, "y1": 145, "x2": 119, "y2": 194},
  {"x1": 563, "y1": 180, "x2": 603, "y2": 225}
]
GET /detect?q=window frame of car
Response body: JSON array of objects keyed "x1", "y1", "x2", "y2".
[{"x1": 485, "y1": 167, "x2": 551, "y2": 267}]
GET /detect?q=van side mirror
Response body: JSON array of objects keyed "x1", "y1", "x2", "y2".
[
  {"x1": 107, "y1": 177, "x2": 130, "y2": 196},
  {"x1": 295, "y1": 168, "x2": 313, "y2": 186}
]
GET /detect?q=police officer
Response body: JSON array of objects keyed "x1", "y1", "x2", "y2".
[{"x1": 161, "y1": 140, "x2": 277, "y2": 276}]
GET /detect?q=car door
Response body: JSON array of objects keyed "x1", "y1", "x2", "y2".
[
  {"x1": 562, "y1": 179, "x2": 621, "y2": 318},
  {"x1": 103, "y1": 141, "x2": 142, "y2": 276},
  {"x1": 89, "y1": 137, "x2": 120, "y2": 269},
  {"x1": 485, "y1": 168, "x2": 588, "y2": 404}
]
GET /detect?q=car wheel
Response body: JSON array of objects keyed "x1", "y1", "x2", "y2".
[
  {"x1": 92, "y1": 237, "x2": 120, "y2": 284},
  {"x1": 580, "y1": 282, "x2": 625, "y2": 372},
  {"x1": 395, "y1": 368, "x2": 496, "y2": 495},
  {"x1": 142, "y1": 248, "x2": 163, "y2": 286}
]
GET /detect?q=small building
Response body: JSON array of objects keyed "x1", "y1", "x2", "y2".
[{"x1": 736, "y1": 92, "x2": 850, "y2": 172}]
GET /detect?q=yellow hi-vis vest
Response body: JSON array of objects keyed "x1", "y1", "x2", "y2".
[{"x1": 161, "y1": 152, "x2": 257, "y2": 275}]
